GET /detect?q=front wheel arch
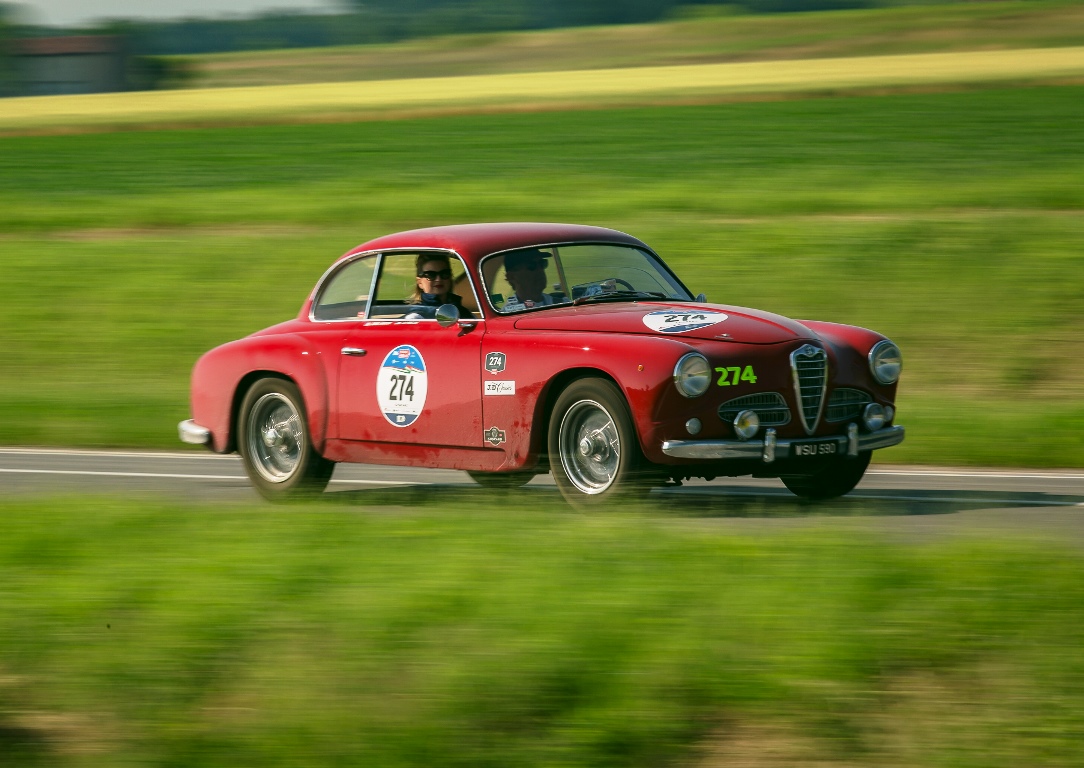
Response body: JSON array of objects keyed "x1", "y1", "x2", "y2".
[
  {"x1": 546, "y1": 377, "x2": 651, "y2": 508},
  {"x1": 538, "y1": 368, "x2": 646, "y2": 462}
]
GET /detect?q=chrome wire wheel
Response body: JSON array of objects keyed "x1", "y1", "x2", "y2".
[
  {"x1": 547, "y1": 378, "x2": 645, "y2": 508},
  {"x1": 238, "y1": 378, "x2": 335, "y2": 501},
  {"x1": 246, "y1": 392, "x2": 304, "y2": 483},
  {"x1": 558, "y1": 398, "x2": 621, "y2": 494}
]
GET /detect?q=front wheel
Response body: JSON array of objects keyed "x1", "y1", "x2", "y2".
[
  {"x1": 238, "y1": 378, "x2": 334, "y2": 501},
  {"x1": 780, "y1": 452, "x2": 871, "y2": 501},
  {"x1": 547, "y1": 378, "x2": 644, "y2": 508}
]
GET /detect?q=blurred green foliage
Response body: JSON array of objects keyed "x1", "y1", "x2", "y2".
[
  {"x1": 14, "y1": 0, "x2": 1080, "y2": 58},
  {"x1": 2, "y1": 496, "x2": 1084, "y2": 765},
  {"x1": 1, "y1": 85, "x2": 1081, "y2": 464},
  {"x1": 177, "y1": 0, "x2": 1084, "y2": 90}
]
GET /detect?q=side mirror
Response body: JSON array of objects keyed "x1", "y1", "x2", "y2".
[
  {"x1": 436, "y1": 303, "x2": 460, "y2": 328},
  {"x1": 695, "y1": 293, "x2": 707, "y2": 303}
]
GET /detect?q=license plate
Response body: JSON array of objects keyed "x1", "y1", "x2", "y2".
[{"x1": 791, "y1": 439, "x2": 838, "y2": 458}]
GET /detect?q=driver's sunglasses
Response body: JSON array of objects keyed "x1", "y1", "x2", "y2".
[{"x1": 418, "y1": 269, "x2": 453, "y2": 280}]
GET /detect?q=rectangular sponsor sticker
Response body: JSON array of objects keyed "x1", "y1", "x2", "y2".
[{"x1": 484, "y1": 381, "x2": 516, "y2": 396}]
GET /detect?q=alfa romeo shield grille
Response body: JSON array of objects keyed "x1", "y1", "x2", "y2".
[{"x1": 790, "y1": 344, "x2": 828, "y2": 434}]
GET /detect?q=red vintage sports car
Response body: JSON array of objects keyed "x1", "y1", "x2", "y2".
[{"x1": 180, "y1": 223, "x2": 903, "y2": 505}]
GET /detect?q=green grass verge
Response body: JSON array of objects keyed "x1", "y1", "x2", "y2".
[
  {"x1": 1, "y1": 86, "x2": 1082, "y2": 464},
  {"x1": 2, "y1": 496, "x2": 1083, "y2": 766},
  {"x1": 184, "y1": 0, "x2": 1084, "y2": 88}
]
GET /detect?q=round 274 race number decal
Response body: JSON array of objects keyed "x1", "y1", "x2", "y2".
[
  {"x1": 642, "y1": 309, "x2": 728, "y2": 334},
  {"x1": 376, "y1": 345, "x2": 428, "y2": 427}
]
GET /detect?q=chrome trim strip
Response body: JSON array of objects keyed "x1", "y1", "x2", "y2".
[
  {"x1": 661, "y1": 425, "x2": 905, "y2": 461},
  {"x1": 178, "y1": 419, "x2": 211, "y2": 445},
  {"x1": 847, "y1": 423, "x2": 859, "y2": 457},
  {"x1": 341, "y1": 347, "x2": 367, "y2": 356},
  {"x1": 858, "y1": 425, "x2": 906, "y2": 451}
]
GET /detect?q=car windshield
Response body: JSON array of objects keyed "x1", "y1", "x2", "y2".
[{"x1": 483, "y1": 243, "x2": 691, "y2": 314}]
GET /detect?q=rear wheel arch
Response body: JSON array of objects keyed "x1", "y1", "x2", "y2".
[
  {"x1": 230, "y1": 371, "x2": 302, "y2": 454},
  {"x1": 236, "y1": 376, "x2": 335, "y2": 501}
]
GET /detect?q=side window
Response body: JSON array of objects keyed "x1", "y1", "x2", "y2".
[
  {"x1": 371, "y1": 252, "x2": 471, "y2": 320},
  {"x1": 313, "y1": 256, "x2": 377, "y2": 321}
]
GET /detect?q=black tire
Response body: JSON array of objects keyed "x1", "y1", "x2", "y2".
[
  {"x1": 780, "y1": 452, "x2": 871, "y2": 501},
  {"x1": 547, "y1": 377, "x2": 645, "y2": 508},
  {"x1": 467, "y1": 470, "x2": 536, "y2": 489},
  {"x1": 238, "y1": 377, "x2": 335, "y2": 502}
]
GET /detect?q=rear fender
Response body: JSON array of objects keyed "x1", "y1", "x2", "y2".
[{"x1": 190, "y1": 335, "x2": 330, "y2": 454}]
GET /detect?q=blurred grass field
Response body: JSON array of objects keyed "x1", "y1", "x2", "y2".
[
  {"x1": 4, "y1": 46, "x2": 1084, "y2": 134},
  {"x1": 2, "y1": 85, "x2": 1082, "y2": 465},
  {"x1": 3, "y1": 496, "x2": 1084, "y2": 766}
]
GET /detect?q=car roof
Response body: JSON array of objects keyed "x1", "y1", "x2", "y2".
[{"x1": 342, "y1": 222, "x2": 649, "y2": 268}]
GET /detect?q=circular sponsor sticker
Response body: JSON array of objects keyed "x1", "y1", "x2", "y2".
[
  {"x1": 643, "y1": 309, "x2": 728, "y2": 334},
  {"x1": 376, "y1": 345, "x2": 428, "y2": 427}
]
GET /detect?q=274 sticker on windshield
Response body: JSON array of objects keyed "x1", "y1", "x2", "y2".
[
  {"x1": 643, "y1": 309, "x2": 728, "y2": 334},
  {"x1": 376, "y1": 345, "x2": 428, "y2": 427}
]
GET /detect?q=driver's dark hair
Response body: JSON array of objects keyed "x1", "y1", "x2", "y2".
[{"x1": 408, "y1": 252, "x2": 453, "y2": 304}]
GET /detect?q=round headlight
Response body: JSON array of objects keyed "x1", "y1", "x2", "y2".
[
  {"x1": 869, "y1": 340, "x2": 902, "y2": 385},
  {"x1": 733, "y1": 409, "x2": 760, "y2": 441},
  {"x1": 673, "y1": 353, "x2": 711, "y2": 398},
  {"x1": 862, "y1": 403, "x2": 886, "y2": 432}
]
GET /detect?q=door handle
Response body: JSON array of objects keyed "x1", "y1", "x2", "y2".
[{"x1": 341, "y1": 347, "x2": 367, "y2": 356}]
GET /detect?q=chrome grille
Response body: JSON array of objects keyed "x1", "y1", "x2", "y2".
[
  {"x1": 790, "y1": 344, "x2": 828, "y2": 434},
  {"x1": 718, "y1": 392, "x2": 791, "y2": 427},
  {"x1": 826, "y1": 388, "x2": 872, "y2": 422}
]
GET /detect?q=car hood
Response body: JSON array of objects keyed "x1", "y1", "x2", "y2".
[{"x1": 512, "y1": 302, "x2": 816, "y2": 344}]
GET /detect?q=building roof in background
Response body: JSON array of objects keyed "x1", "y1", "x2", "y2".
[{"x1": 13, "y1": 35, "x2": 124, "y2": 56}]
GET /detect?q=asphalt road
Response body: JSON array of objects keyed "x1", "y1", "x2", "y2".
[{"x1": 2, "y1": 447, "x2": 1083, "y2": 542}]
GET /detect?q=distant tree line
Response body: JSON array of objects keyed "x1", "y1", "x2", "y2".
[{"x1": 7, "y1": 1, "x2": 949, "y2": 58}]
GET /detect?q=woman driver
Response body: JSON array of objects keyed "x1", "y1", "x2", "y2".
[{"x1": 407, "y1": 253, "x2": 473, "y2": 318}]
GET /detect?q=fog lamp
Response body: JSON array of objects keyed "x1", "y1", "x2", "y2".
[
  {"x1": 733, "y1": 409, "x2": 760, "y2": 441},
  {"x1": 884, "y1": 405, "x2": 895, "y2": 423},
  {"x1": 862, "y1": 403, "x2": 886, "y2": 432},
  {"x1": 685, "y1": 418, "x2": 702, "y2": 436}
]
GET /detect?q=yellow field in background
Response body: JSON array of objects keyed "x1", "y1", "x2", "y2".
[{"x1": 3, "y1": 46, "x2": 1083, "y2": 133}]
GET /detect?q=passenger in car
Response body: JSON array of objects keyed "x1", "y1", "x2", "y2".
[
  {"x1": 407, "y1": 253, "x2": 473, "y2": 318},
  {"x1": 502, "y1": 249, "x2": 566, "y2": 311}
]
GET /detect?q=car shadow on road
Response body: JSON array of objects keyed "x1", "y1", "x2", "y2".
[
  {"x1": 653, "y1": 486, "x2": 1084, "y2": 518},
  {"x1": 324, "y1": 483, "x2": 1082, "y2": 519}
]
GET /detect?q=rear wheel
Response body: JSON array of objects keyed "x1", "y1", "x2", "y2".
[
  {"x1": 467, "y1": 470, "x2": 536, "y2": 489},
  {"x1": 238, "y1": 378, "x2": 334, "y2": 501},
  {"x1": 547, "y1": 378, "x2": 644, "y2": 508},
  {"x1": 780, "y1": 452, "x2": 871, "y2": 501}
]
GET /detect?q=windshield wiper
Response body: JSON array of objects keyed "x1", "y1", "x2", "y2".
[{"x1": 573, "y1": 290, "x2": 669, "y2": 306}]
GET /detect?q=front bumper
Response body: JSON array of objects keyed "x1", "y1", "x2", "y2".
[
  {"x1": 662, "y1": 424, "x2": 905, "y2": 462},
  {"x1": 178, "y1": 419, "x2": 211, "y2": 445}
]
